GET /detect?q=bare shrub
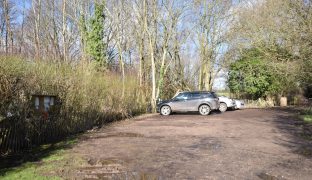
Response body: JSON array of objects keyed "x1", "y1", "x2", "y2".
[{"x1": 0, "y1": 56, "x2": 146, "y2": 154}]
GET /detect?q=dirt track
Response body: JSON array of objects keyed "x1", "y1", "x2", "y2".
[{"x1": 65, "y1": 108, "x2": 312, "y2": 179}]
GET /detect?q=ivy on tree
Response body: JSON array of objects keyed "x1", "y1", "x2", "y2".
[{"x1": 86, "y1": 3, "x2": 107, "y2": 67}]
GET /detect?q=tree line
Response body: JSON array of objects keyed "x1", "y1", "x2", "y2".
[
  {"x1": 228, "y1": 0, "x2": 312, "y2": 100},
  {"x1": 1, "y1": 0, "x2": 311, "y2": 108}
]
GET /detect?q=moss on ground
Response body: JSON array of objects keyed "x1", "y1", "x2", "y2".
[
  {"x1": 0, "y1": 138, "x2": 83, "y2": 180},
  {"x1": 0, "y1": 162, "x2": 61, "y2": 180},
  {"x1": 302, "y1": 115, "x2": 312, "y2": 123}
]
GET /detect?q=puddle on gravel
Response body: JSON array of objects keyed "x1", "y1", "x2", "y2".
[
  {"x1": 257, "y1": 172, "x2": 286, "y2": 180},
  {"x1": 87, "y1": 158, "x2": 119, "y2": 166},
  {"x1": 100, "y1": 172, "x2": 159, "y2": 180},
  {"x1": 89, "y1": 132, "x2": 145, "y2": 139},
  {"x1": 296, "y1": 147, "x2": 312, "y2": 157},
  {"x1": 187, "y1": 138, "x2": 222, "y2": 151},
  {"x1": 80, "y1": 157, "x2": 160, "y2": 179}
]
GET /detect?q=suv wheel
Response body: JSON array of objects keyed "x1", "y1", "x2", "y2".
[
  {"x1": 199, "y1": 104, "x2": 211, "y2": 116},
  {"x1": 160, "y1": 105, "x2": 171, "y2": 116},
  {"x1": 219, "y1": 103, "x2": 227, "y2": 112}
]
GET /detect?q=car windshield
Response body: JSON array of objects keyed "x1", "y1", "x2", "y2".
[{"x1": 172, "y1": 92, "x2": 181, "y2": 99}]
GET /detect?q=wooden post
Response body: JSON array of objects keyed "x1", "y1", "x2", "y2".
[{"x1": 280, "y1": 97, "x2": 287, "y2": 107}]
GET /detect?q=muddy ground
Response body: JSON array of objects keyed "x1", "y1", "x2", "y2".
[{"x1": 60, "y1": 108, "x2": 312, "y2": 179}]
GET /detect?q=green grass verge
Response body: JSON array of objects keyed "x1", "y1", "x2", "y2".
[
  {"x1": 302, "y1": 115, "x2": 312, "y2": 123},
  {"x1": 0, "y1": 152, "x2": 64, "y2": 180},
  {"x1": 0, "y1": 138, "x2": 81, "y2": 180},
  {"x1": 300, "y1": 107, "x2": 312, "y2": 123},
  {"x1": 0, "y1": 162, "x2": 61, "y2": 180}
]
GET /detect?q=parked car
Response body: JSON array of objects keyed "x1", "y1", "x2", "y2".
[
  {"x1": 218, "y1": 96, "x2": 236, "y2": 112},
  {"x1": 157, "y1": 91, "x2": 220, "y2": 116},
  {"x1": 234, "y1": 99, "x2": 245, "y2": 109}
]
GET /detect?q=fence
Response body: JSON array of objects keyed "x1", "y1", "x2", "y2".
[
  {"x1": 0, "y1": 111, "x2": 65, "y2": 156},
  {"x1": 0, "y1": 107, "x2": 126, "y2": 156}
]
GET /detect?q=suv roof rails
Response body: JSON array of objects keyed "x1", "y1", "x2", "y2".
[{"x1": 179, "y1": 91, "x2": 215, "y2": 94}]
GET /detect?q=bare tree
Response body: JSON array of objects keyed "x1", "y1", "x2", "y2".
[
  {"x1": 194, "y1": 0, "x2": 233, "y2": 91},
  {"x1": 62, "y1": 0, "x2": 67, "y2": 62},
  {"x1": 156, "y1": 0, "x2": 186, "y2": 99},
  {"x1": 108, "y1": 0, "x2": 131, "y2": 97},
  {"x1": 142, "y1": 0, "x2": 158, "y2": 111},
  {"x1": 32, "y1": 0, "x2": 42, "y2": 59},
  {"x1": 2, "y1": 0, "x2": 15, "y2": 54}
]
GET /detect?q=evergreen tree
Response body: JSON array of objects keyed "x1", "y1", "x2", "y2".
[
  {"x1": 86, "y1": 3, "x2": 106, "y2": 67},
  {"x1": 228, "y1": 49, "x2": 282, "y2": 99}
]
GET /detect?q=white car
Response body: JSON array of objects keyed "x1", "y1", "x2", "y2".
[
  {"x1": 234, "y1": 100, "x2": 245, "y2": 109},
  {"x1": 218, "y1": 96, "x2": 236, "y2": 112}
]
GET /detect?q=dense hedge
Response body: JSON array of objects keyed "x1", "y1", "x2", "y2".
[{"x1": 0, "y1": 57, "x2": 147, "y2": 155}]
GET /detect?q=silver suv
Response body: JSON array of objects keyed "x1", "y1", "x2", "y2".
[{"x1": 157, "y1": 91, "x2": 220, "y2": 116}]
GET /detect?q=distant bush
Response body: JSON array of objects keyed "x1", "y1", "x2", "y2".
[
  {"x1": 0, "y1": 56, "x2": 147, "y2": 154},
  {"x1": 300, "y1": 107, "x2": 312, "y2": 124},
  {"x1": 243, "y1": 98, "x2": 275, "y2": 108}
]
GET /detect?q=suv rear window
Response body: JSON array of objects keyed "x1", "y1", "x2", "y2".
[
  {"x1": 174, "y1": 92, "x2": 191, "y2": 100},
  {"x1": 201, "y1": 92, "x2": 217, "y2": 98},
  {"x1": 210, "y1": 92, "x2": 218, "y2": 98},
  {"x1": 191, "y1": 93, "x2": 202, "y2": 99}
]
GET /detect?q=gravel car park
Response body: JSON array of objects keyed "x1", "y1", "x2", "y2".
[{"x1": 63, "y1": 108, "x2": 312, "y2": 179}]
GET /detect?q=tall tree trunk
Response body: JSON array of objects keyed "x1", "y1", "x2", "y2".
[
  {"x1": 117, "y1": 40, "x2": 125, "y2": 98},
  {"x1": 139, "y1": 37, "x2": 144, "y2": 87},
  {"x1": 143, "y1": 0, "x2": 157, "y2": 112},
  {"x1": 204, "y1": 60, "x2": 211, "y2": 91},
  {"x1": 52, "y1": 0, "x2": 61, "y2": 60},
  {"x1": 19, "y1": 0, "x2": 26, "y2": 54},
  {"x1": 149, "y1": 37, "x2": 156, "y2": 112},
  {"x1": 62, "y1": 0, "x2": 67, "y2": 62},
  {"x1": 156, "y1": 46, "x2": 167, "y2": 99},
  {"x1": 3, "y1": 0, "x2": 12, "y2": 54},
  {"x1": 32, "y1": 0, "x2": 41, "y2": 59}
]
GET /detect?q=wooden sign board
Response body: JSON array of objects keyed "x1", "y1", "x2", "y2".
[{"x1": 31, "y1": 95, "x2": 57, "y2": 113}]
